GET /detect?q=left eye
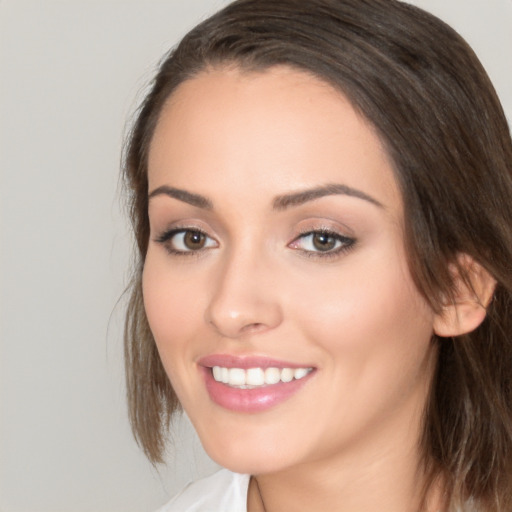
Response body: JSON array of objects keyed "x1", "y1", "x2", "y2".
[{"x1": 290, "y1": 231, "x2": 354, "y2": 254}]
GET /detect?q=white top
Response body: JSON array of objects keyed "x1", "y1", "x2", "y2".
[{"x1": 156, "y1": 469, "x2": 250, "y2": 512}]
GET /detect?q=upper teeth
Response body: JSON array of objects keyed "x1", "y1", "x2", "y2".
[{"x1": 212, "y1": 366, "x2": 312, "y2": 388}]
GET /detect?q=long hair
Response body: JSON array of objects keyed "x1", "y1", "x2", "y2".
[{"x1": 122, "y1": 1, "x2": 512, "y2": 509}]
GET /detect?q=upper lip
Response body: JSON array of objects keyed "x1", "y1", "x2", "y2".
[{"x1": 198, "y1": 354, "x2": 314, "y2": 370}]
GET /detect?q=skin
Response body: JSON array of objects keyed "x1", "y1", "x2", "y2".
[{"x1": 143, "y1": 66, "x2": 442, "y2": 511}]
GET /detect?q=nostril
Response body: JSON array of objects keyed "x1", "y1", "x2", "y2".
[{"x1": 241, "y1": 322, "x2": 266, "y2": 334}]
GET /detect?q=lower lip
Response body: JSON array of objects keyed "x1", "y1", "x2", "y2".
[{"x1": 201, "y1": 367, "x2": 314, "y2": 413}]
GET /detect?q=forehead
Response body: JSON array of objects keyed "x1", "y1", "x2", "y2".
[{"x1": 148, "y1": 66, "x2": 401, "y2": 213}]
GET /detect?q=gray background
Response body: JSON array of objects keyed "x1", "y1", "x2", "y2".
[{"x1": 1, "y1": 1, "x2": 511, "y2": 511}]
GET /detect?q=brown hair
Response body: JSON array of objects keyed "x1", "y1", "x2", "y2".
[{"x1": 122, "y1": 0, "x2": 512, "y2": 509}]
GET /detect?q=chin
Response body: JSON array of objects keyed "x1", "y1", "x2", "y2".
[
  {"x1": 209, "y1": 450, "x2": 291, "y2": 476},
  {"x1": 196, "y1": 422, "x2": 301, "y2": 476}
]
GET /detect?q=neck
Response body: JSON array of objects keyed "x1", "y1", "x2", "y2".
[{"x1": 249, "y1": 452, "x2": 441, "y2": 512}]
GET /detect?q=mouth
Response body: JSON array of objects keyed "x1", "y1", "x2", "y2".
[
  {"x1": 198, "y1": 355, "x2": 316, "y2": 413},
  {"x1": 211, "y1": 366, "x2": 313, "y2": 388}
]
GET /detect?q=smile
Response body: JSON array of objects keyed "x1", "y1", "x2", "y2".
[
  {"x1": 199, "y1": 356, "x2": 316, "y2": 413},
  {"x1": 212, "y1": 366, "x2": 313, "y2": 388}
]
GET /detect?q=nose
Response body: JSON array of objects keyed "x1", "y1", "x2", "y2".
[{"x1": 205, "y1": 250, "x2": 283, "y2": 339}]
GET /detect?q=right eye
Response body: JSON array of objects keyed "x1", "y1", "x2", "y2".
[{"x1": 156, "y1": 228, "x2": 217, "y2": 255}]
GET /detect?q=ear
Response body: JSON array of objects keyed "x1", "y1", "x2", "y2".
[{"x1": 433, "y1": 255, "x2": 496, "y2": 338}]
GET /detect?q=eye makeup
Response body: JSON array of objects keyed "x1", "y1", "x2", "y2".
[
  {"x1": 155, "y1": 226, "x2": 218, "y2": 256},
  {"x1": 288, "y1": 228, "x2": 356, "y2": 260},
  {"x1": 154, "y1": 224, "x2": 356, "y2": 262}
]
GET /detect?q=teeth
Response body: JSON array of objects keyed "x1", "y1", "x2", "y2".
[
  {"x1": 212, "y1": 366, "x2": 222, "y2": 382},
  {"x1": 265, "y1": 367, "x2": 281, "y2": 385},
  {"x1": 246, "y1": 368, "x2": 265, "y2": 386},
  {"x1": 281, "y1": 368, "x2": 294, "y2": 383},
  {"x1": 211, "y1": 366, "x2": 312, "y2": 387},
  {"x1": 294, "y1": 368, "x2": 309, "y2": 380}
]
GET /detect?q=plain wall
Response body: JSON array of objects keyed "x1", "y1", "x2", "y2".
[{"x1": 0, "y1": 1, "x2": 511, "y2": 511}]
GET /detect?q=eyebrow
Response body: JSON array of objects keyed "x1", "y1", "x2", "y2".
[
  {"x1": 272, "y1": 183, "x2": 384, "y2": 210},
  {"x1": 148, "y1": 185, "x2": 213, "y2": 210},
  {"x1": 147, "y1": 183, "x2": 384, "y2": 211}
]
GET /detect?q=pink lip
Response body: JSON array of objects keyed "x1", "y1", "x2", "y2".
[
  {"x1": 197, "y1": 354, "x2": 316, "y2": 413},
  {"x1": 198, "y1": 354, "x2": 311, "y2": 370}
]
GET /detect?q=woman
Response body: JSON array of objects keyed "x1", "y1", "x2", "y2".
[{"x1": 122, "y1": 0, "x2": 512, "y2": 510}]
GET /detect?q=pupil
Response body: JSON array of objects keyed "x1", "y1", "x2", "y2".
[
  {"x1": 184, "y1": 231, "x2": 204, "y2": 249},
  {"x1": 313, "y1": 233, "x2": 335, "y2": 251}
]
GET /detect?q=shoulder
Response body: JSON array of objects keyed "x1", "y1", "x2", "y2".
[{"x1": 155, "y1": 469, "x2": 250, "y2": 512}]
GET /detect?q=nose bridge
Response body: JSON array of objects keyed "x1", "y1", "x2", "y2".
[{"x1": 205, "y1": 239, "x2": 283, "y2": 338}]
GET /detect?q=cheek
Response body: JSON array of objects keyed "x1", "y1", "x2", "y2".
[
  {"x1": 141, "y1": 254, "x2": 204, "y2": 372},
  {"x1": 142, "y1": 256, "x2": 216, "y2": 409},
  {"x1": 290, "y1": 248, "x2": 435, "y2": 365},
  {"x1": 288, "y1": 252, "x2": 437, "y2": 442}
]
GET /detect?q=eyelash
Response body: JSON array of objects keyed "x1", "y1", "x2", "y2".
[
  {"x1": 155, "y1": 227, "x2": 217, "y2": 257},
  {"x1": 290, "y1": 229, "x2": 356, "y2": 259},
  {"x1": 154, "y1": 227, "x2": 356, "y2": 259}
]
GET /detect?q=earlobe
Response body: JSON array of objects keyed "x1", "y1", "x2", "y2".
[{"x1": 433, "y1": 255, "x2": 496, "y2": 338}]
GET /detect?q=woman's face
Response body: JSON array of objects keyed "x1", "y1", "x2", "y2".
[{"x1": 143, "y1": 66, "x2": 438, "y2": 475}]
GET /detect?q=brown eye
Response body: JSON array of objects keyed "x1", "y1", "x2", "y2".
[
  {"x1": 183, "y1": 230, "x2": 206, "y2": 250},
  {"x1": 288, "y1": 230, "x2": 355, "y2": 257},
  {"x1": 312, "y1": 232, "x2": 337, "y2": 252},
  {"x1": 156, "y1": 228, "x2": 217, "y2": 254}
]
